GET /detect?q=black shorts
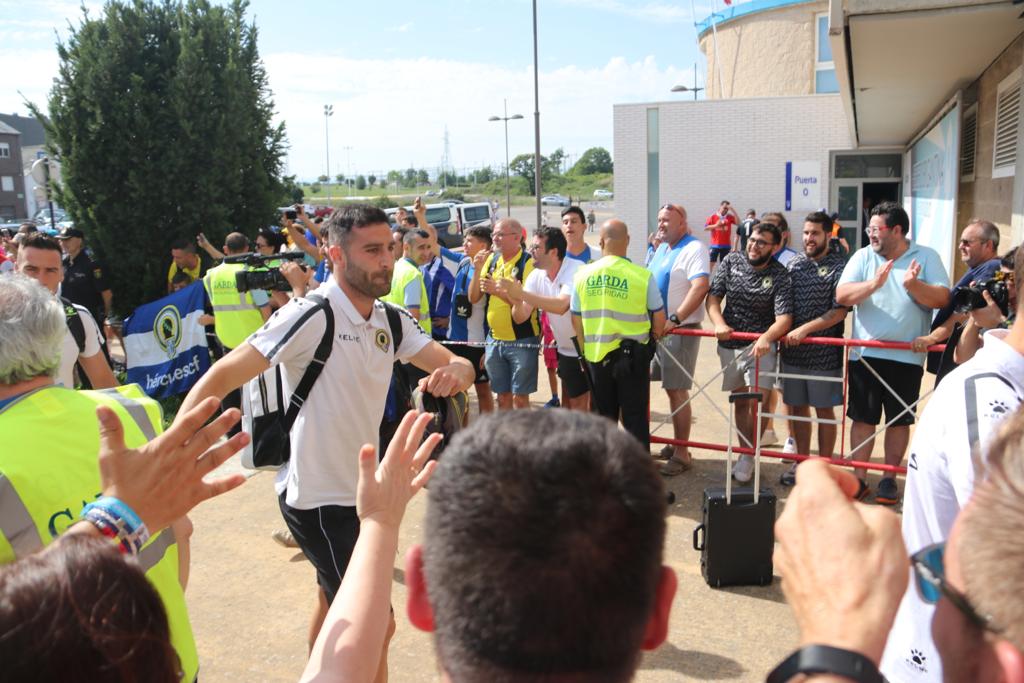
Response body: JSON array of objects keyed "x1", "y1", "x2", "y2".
[
  {"x1": 709, "y1": 246, "x2": 731, "y2": 262},
  {"x1": 847, "y1": 358, "x2": 924, "y2": 427},
  {"x1": 450, "y1": 343, "x2": 489, "y2": 384},
  {"x1": 556, "y1": 352, "x2": 590, "y2": 399},
  {"x1": 278, "y1": 493, "x2": 360, "y2": 603}
]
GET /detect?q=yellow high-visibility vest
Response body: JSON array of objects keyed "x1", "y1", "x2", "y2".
[
  {"x1": 0, "y1": 384, "x2": 199, "y2": 681},
  {"x1": 382, "y1": 257, "x2": 432, "y2": 334},
  {"x1": 203, "y1": 262, "x2": 265, "y2": 349},
  {"x1": 574, "y1": 255, "x2": 652, "y2": 362}
]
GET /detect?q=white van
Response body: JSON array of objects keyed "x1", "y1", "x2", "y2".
[{"x1": 385, "y1": 201, "x2": 494, "y2": 248}]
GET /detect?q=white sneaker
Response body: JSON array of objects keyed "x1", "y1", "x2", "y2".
[
  {"x1": 733, "y1": 454, "x2": 754, "y2": 483},
  {"x1": 760, "y1": 429, "x2": 779, "y2": 447},
  {"x1": 782, "y1": 436, "x2": 797, "y2": 455}
]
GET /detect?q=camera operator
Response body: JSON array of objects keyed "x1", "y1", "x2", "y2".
[
  {"x1": 954, "y1": 247, "x2": 1017, "y2": 365},
  {"x1": 202, "y1": 232, "x2": 273, "y2": 429}
]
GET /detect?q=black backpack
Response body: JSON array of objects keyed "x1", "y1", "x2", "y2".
[
  {"x1": 61, "y1": 297, "x2": 86, "y2": 353},
  {"x1": 241, "y1": 296, "x2": 405, "y2": 470}
]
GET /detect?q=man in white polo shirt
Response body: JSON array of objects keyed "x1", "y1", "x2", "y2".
[
  {"x1": 646, "y1": 203, "x2": 710, "y2": 476},
  {"x1": 178, "y1": 204, "x2": 474, "y2": 677},
  {"x1": 499, "y1": 225, "x2": 588, "y2": 410}
]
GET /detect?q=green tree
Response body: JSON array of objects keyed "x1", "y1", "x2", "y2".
[
  {"x1": 310, "y1": 182, "x2": 322, "y2": 194},
  {"x1": 475, "y1": 166, "x2": 494, "y2": 183},
  {"x1": 510, "y1": 151, "x2": 563, "y2": 195},
  {"x1": 403, "y1": 168, "x2": 416, "y2": 187},
  {"x1": 355, "y1": 175, "x2": 367, "y2": 190},
  {"x1": 38, "y1": 0, "x2": 286, "y2": 311},
  {"x1": 281, "y1": 174, "x2": 303, "y2": 204},
  {"x1": 334, "y1": 173, "x2": 344, "y2": 184},
  {"x1": 416, "y1": 169, "x2": 429, "y2": 185},
  {"x1": 318, "y1": 174, "x2": 330, "y2": 183},
  {"x1": 571, "y1": 147, "x2": 613, "y2": 175},
  {"x1": 367, "y1": 174, "x2": 376, "y2": 187}
]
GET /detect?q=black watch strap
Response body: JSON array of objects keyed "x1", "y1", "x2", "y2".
[
  {"x1": 669, "y1": 313, "x2": 681, "y2": 325},
  {"x1": 767, "y1": 644, "x2": 883, "y2": 683}
]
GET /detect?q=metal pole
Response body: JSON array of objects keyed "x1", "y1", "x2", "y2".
[
  {"x1": 693, "y1": 61, "x2": 699, "y2": 100},
  {"x1": 532, "y1": 0, "x2": 542, "y2": 230},
  {"x1": 44, "y1": 158, "x2": 55, "y2": 227},
  {"x1": 324, "y1": 105, "x2": 333, "y2": 205},
  {"x1": 503, "y1": 100, "x2": 512, "y2": 217}
]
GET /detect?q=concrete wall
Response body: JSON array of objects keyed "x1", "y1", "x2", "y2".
[
  {"x1": 614, "y1": 94, "x2": 853, "y2": 264},
  {"x1": 957, "y1": 33, "x2": 1023, "y2": 265},
  {"x1": 699, "y1": 0, "x2": 827, "y2": 99}
]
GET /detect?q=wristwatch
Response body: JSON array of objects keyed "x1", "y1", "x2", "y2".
[
  {"x1": 767, "y1": 645, "x2": 883, "y2": 683},
  {"x1": 668, "y1": 313, "x2": 682, "y2": 325}
]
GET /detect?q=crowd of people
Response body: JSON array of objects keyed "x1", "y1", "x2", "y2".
[{"x1": 1, "y1": 193, "x2": 1023, "y2": 683}]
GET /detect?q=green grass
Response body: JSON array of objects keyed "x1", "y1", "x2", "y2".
[{"x1": 299, "y1": 172, "x2": 614, "y2": 208}]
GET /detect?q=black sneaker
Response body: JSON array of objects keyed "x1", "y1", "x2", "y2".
[
  {"x1": 854, "y1": 478, "x2": 871, "y2": 502},
  {"x1": 875, "y1": 477, "x2": 900, "y2": 506}
]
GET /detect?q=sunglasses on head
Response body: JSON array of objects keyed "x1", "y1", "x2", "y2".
[
  {"x1": 660, "y1": 204, "x2": 685, "y2": 220},
  {"x1": 911, "y1": 542, "x2": 1002, "y2": 634}
]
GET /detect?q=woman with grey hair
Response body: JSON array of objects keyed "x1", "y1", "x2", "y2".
[{"x1": 0, "y1": 274, "x2": 65, "y2": 390}]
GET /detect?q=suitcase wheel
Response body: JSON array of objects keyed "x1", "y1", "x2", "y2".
[{"x1": 692, "y1": 523, "x2": 705, "y2": 551}]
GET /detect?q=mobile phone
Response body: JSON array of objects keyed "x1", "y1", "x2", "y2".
[{"x1": 285, "y1": 210, "x2": 297, "y2": 220}]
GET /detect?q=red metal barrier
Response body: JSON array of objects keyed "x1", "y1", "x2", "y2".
[{"x1": 650, "y1": 327, "x2": 947, "y2": 476}]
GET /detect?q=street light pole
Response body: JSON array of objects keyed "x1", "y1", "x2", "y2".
[
  {"x1": 488, "y1": 100, "x2": 524, "y2": 217},
  {"x1": 343, "y1": 146, "x2": 353, "y2": 196},
  {"x1": 532, "y1": 0, "x2": 542, "y2": 230},
  {"x1": 324, "y1": 104, "x2": 333, "y2": 205}
]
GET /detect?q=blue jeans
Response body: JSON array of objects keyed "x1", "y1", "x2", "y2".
[{"x1": 484, "y1": 335, "x2": 539, "y2": 396}]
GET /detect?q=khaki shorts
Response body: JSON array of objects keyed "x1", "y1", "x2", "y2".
[
  {"x1": 717, "y1": 344, "x2": 777, "y2": 392},
  {"x1": 656, "y1": 326, "x2": 701, "y2": 391}
]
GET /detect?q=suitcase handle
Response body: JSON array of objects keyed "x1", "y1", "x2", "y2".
[{"x1": 693, "y1": 523, "x2": 705, "y2": 551}]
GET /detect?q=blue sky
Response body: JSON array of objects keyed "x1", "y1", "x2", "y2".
[{"x1": 0, "y1": 0, "x2": 722, "y2": 180}]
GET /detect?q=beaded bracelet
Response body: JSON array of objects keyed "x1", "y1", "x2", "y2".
[{"x1": 81, "y1": 496, "x2": 150, "y2": 556}]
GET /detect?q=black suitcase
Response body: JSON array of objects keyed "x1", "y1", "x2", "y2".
[{"x1": 692, "y1": 391, "x2": 776, "y2": 587}]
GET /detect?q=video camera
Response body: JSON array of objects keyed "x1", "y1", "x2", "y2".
[
  {"x1": 224, "y1": 251, "x2": 307, "y2": 293},
  {"x1": 952, "y1": 271, "x2": 1011, "y2": 316}
]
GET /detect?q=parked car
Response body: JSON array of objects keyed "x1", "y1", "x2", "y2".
[
  {"x1": 384, "y1": 201, "x2": 494, "y2": 248},
  {"x1": 541, "y1": 194, "x2": 570, "y2": 207},
  {"x1": 593, "y1": 189, "x2": 613, "y2": 199}
]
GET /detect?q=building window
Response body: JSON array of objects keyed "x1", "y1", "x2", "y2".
[
  {"x1": 0, "y1": 176, "x2": 13, "y2": 192},
  {"x1": 815, "y1": 14, "x2": 838, "y2": 94},
  {"x1": 960, "y1": 103, "x2": 978, "y2": 183},
  {"x1": 993, "y1": 67, "x2": 1021, "y2": 179},
  {"x1": 646, "y1": 108, "x2": 660, "y2": 237},
  {"x1": 0, "y1": 143, "x2": 9, "y2": 159}
]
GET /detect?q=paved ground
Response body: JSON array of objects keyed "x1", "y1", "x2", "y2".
[{"x1": 180, "y1": 227, "x2": 930, "y2": 681}]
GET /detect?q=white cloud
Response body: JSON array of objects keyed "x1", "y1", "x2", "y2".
[
  {"x1": 555, "y1": 0, "x2": 716, "y2": 24},
  {"x1": 267, "y1": 52, "x2": 697, "y2": 179},
  {"x1": 392, "y1": 22, "x2": 413, "y2": 32}
]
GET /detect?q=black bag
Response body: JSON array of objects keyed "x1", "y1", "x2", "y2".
[
  {"x1": 241, "y1": 295, "x2": 334, "y2": 470},
  {"x1": 692, "y1": 391, "x2": 776, "y2": 587}
]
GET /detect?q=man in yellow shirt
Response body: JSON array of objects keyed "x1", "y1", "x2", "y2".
[
  {"x1": 167, "y1": 239, "x2": 203, "y2": 294},
  {"x1": 469, "y1": 218, "x2": 539, "y2": 409}
]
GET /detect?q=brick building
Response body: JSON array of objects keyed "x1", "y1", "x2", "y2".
[{"x1": 0, "y1": 121, "x2": 27, "y2": 221}]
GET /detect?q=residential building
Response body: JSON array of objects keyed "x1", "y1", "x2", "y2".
[{"x1": 0, "y1": 121, "x2": 26, "y2": 221}]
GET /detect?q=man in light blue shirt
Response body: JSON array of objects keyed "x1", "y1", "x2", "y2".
[{"x1": 836, "y1": 201, "x2": 950, "y2": 505}]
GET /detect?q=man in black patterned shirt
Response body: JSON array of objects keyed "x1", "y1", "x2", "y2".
[
  {"x1": 778, "y1": 212, "x2": 850, "y2": 485},
  {"x1": 706, "y1": 222, "x2": 793, "y2": 483}
]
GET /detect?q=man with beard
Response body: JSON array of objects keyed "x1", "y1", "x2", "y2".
[
  {"x1": 837, "y1": 201, "x2": 949, "y2": 505},
  {"x1": 706, "y1": 222, "x2": 793, "y2": 483},
  {"x1": 177, "y1": 204, "x2": 473, "y2": 681},
  {"x1": 777, "y1": 212, "x2": 849, "y2": 485}
]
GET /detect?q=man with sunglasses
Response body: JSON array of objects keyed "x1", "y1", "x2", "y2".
[
  {"x1": 772, "y1": 412, "x2": 1024, "y2": 683},
  {"x1": 917, "y1": 219, "x2": 1002, "y2": 379},
  {"x1": 877, "y1": 243, "x2": 1024, "y2": 682},
  {"x1": 647, "y1": 203, "x2": 710, "y2": 475},
  {"x1": 836, "y1": 201, "x2": 949, "y2": 505}
]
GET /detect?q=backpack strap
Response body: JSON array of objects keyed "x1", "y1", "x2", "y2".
[
  {"x1": 282, "y1": 294, "x2": 334, "y2": 431},
  {"x1": 382, "y1": 301, "x2": 404, "y2": 354},
  {"x1": 61, "y1": 297, "x2": 86, "y2": 353}
]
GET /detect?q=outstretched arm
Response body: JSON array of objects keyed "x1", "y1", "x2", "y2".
[{"x1": 301, "y1": 412, "x2": 439, "y2": 683}]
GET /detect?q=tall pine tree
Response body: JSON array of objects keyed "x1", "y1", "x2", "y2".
[{"x1": 36, "y1": 0, "x2": 286, "y2": 310}]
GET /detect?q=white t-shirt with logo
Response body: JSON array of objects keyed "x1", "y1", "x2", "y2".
[
  {"x1": 248, "y1": 277, "x2": 431, "y2": 509},
  {"x1": 58, "y1": 303, "x2": 103, "y2": 388},
  {"x1": 880, "y1": 329, "x2": 1024, "y2": 683},
  {"x1": 524, "y1": 258, "x2": 582, "y2": 356}
]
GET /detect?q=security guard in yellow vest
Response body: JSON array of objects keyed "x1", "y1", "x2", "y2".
[
  {"x1": 0, "y1": 275, "x2": 198, "y2": 681},
  {"x1": 202, "y1": 232, "x2": 272, "y2": 350},
  {"x1": 381, "y1": 228, "x2": 433, "y2": 335},
  {"x1": 571, "y1": 219, "x2": 665, "y2": 450}
]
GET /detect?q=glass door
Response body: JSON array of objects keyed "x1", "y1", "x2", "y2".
[{"x1": 833, "y1": 182, "x2": 864, "y2": 251}]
